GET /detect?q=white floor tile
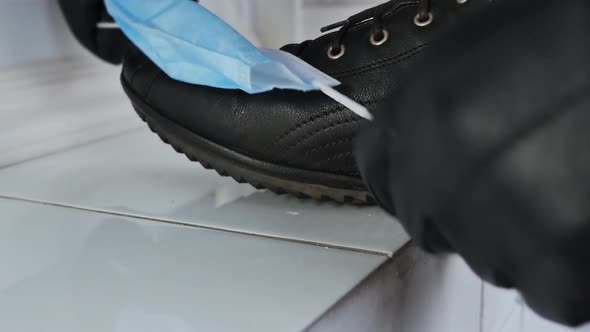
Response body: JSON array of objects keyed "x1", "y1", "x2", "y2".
[
  {"x1": 482, "y1": 284, "x2": 522, "y2": 332},
  {"x1": 0, "y1": 130, "x2": 408, "y2": 255},
  {"x1": 306, "y1": 249, "x2": 483, "y2": 332},
  {"x1": 198, "y1": 191, "x2": 409, "y2": 255},
  {"x1": 497, "y1": 306, "x2": 525, "y2": 332},
  {"x1": 0, "y1": 198, "x2": 385, "y2": 332}
]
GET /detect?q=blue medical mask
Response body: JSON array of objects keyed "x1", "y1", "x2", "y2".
[
  {"x1": 104, "y1": 0, "x2": 337, "y2": 93},
  {"x1": 105, "y1": 0, "x2": 372, "y2": 119}
]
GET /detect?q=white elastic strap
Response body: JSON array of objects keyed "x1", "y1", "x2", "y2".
[
  {"x1": 314, "y1": 82, "x2": 373, "y2": 121},
  {"x1": 97, "y1": 22, "x2": 120, "y2": 29}
]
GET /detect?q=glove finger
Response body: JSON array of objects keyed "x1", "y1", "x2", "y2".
[
  {"x1": 518, "y1": 242, "x2": 590, "y2": 327},
  {"x1": 355, "y1": 122, "x2": 396, "y2": 215},
  {"x1": 355, "y1": 122, "x2": 454, "y2": 254}
]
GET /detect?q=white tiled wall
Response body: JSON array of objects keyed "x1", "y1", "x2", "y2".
[
  {"x1": 202, "y1": 0, "x2": 383, "y2": 47},
  {"x1": 0, "y1": 0, "x2": 384, "y2": 66},
  {"x1": 0, "y1": 1, "x2": 85, "y2": 67}
]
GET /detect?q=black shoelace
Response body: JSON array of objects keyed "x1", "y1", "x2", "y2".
[{"x1": 320, "y1": 0, "x2": 433, "y2": 59}]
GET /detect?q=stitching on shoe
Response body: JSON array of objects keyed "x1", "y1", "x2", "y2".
[
  {"x1": 305, "y1": 137, "x2": 354, "y2": 156},
  {"x1": 284, "y1": 117, "x2": 362, "y2": 155},
  {"x1": 347, "y1": 170, "x2": 361, "y2": 177},
  {"x1": 328, "y1": 43, "x2": 429, "y2": 78},
  {"x1": 312, "y1": 151, "x2": 353, "y2": 167},
  {"x1": 272, "y1": 100, "x2": 377, "y2": 152},
  {"x1": 274, "y1": 107, "x2": 350, "y2": 145},
  {"x1": 267, "y1": 46, "x2": 426, "y2": 160},
  {"x1": 322, "y1": 166, "x2": 360, "y2": 177}
]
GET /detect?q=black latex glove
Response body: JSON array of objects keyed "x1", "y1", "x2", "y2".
[
  {"x1": 356, "y1": 0, "x2": 590, "y2": 327},
  {"x1": 58, "y1": 0, "x2": 130, "y2": 64}
]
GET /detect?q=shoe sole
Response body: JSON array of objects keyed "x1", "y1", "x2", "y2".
[{"x1": 121, "y1": 76, "x2": 374, "y2": 205}]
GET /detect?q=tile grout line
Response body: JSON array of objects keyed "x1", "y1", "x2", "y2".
[
  {"x1": 0, "y1": 194, "x2": 393, "y2": 258},
  {"x1": 480, "y1": 280, "x2": 485, "y2": 332},
  {"x1": 0, "y1": 127, "x2": 143, "y2": 171},
  {"x1": 0, "y1": 117, "x2": 137, "y2": 155},
  {"x1": 303, "y1": 242, "x2": 413, "y2": 331}
]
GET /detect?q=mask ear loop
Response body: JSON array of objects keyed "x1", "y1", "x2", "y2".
[
  {"x1": 313, "y1": 81, "x2": 374, "y2": 121},
  {"x1": 97, "y1": 22, "x2": 120, "y2": 29}
]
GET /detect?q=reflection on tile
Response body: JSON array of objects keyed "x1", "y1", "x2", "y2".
[
  {"x1": 497, "y1": 306, "x2": 524, "y2": 332},
  {"x1": 0, "y1": 130, "x2": 408, "y2": 254},
  {"x1": 198, "y1": 191, "x2": 408, "y2": 255},
  {"x1": 482, "y1": 284, "x2": 521, "y2": 332},
  {"x1": 0, "y1": 57, "x2": 141, "y2": 168},
  {"x1": 0, "y1": 198, "x2": 385, "y2": 332},
  {"x1": 0, "y1": 131, "x2": 257, "y2": 216},
  {"x1": 308, "y1": 248, "x2": 483, "y2": 332}
]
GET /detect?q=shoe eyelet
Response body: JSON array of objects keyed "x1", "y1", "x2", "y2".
[
  {"x1": 370, "y1": 29, "x2": 389, "y2": 46},
  {"x1": 414, "y1": 12, "x2": 434, "y2": 27},
  {"x1": 327, "y1": 45, "x2": 346, "y2": 60}
]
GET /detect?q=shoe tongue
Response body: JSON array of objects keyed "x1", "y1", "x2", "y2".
[{"x1": 280, "y1": 40, "x2": 312, "y2": 57}]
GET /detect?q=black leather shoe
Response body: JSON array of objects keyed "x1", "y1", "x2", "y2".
[
  {"x1": 121, "y1": 0, "x2": 489, "y2": 203},
  {"x1": 357, "y1": 0, "x2": 590, "y2": 325}
]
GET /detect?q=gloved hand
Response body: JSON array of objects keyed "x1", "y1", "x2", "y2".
[
  {"x1": 356, "y1": 0, "x2": 590, "y2": 327},
  {"x1": 58, "y1": 0, "x2": 130, "y2": 64}
]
